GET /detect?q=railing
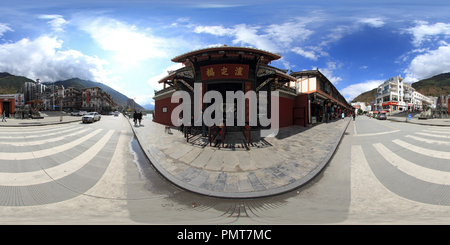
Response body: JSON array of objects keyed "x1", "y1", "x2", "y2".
[
  {"x1": 208, "y1": 124, "x2": 219, "y2": 146},
  {"x1": 185, "y1": 122, "x2": 227, "y2": 147},
  {"x1": 184, "y1": 125, "x2": 201, "y2": 143},
  {"x1": 241, "y1": 123, "x2": 251, "y2": 147}
]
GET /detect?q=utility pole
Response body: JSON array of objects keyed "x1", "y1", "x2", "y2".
[{"x1": 59, "y1": 85, "x2": 64, "y2": 122}]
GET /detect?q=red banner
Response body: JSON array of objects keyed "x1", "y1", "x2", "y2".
[{"x1": 200, "y1": 64, "x2": 249, "y2": 81}]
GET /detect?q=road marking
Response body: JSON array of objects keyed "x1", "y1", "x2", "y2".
[
  {"x1": 0, "y1": 130, "x2": 115, "y2": 186},
  {"x1": 374, "y1": 143, "x2": 450, "y2": 186},
  {"x1": 415, "y1": 132, "x2": 450, "y2": 139},
  {"x1": 406, "y1": 135, "x2": 450, "y2": 146},
  {"x1": 0, "y1": 126, "x2": 83, "y2": 139},
  {"x1": 372, "y1": 120, "x2": 401, "y2": 131},
  {"x1": 353, "y1": 118, "x2": 401, "y2": 137},
  {"x1": 354, "y1": 130, "x2": 400, "y2": 137},
  {"x1": 393, "y1": 139, "x2": 450, "y2": 160},
  {"x1": 423, "y1": 130, "x2": 450, "y2": 134},
  {"x1": 0, "y1": 128, "x2": 103, "y2": 160},
  {"x1": 0, "y1": 128, "x2": 91, "y2": 146},
  {"x1": 0, "y1": 124, "x2": 79, "y2": 134}
]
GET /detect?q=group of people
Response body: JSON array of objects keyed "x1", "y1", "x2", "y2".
[{"x1": 133, "y1": 110, "x2": 143, "y2": 126}]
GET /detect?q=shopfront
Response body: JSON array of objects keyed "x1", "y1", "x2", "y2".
[
  {"x1": 0, "y1": 94, "x2": 16, "y2": 117},
  {"x1": 153, "y1": 46, "x2": 296, "y2": 133}
]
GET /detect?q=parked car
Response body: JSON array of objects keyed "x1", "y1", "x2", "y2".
[
  {"x1": 78, "y1": 111, "x2": 87, "y2": 116},
  {"x1": 82, "y1": 112, "x2": 101, "y2": 123},
  {"x1": 378, "y1": 113, "x2": 387, "y2": 120},
  {"x1": 71, "y1": 111, "x2": 80, "y2": 116}
]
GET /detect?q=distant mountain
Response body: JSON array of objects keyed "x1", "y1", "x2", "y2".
[
  {"x1": 352, "y1": 72, "x2": 450, "y2": 104},
  {"x1": 0, "y1": 72, "x2": 36, "y2": 94},
  {"x1": 45, "y1": 78, "x2": 145, "y2": 111},
  {"x1": 141, "y1": 103, "x2": 155, "y2": 110},
  {"x1": 351, "y1": 88, "x2": 377, "y2": 104}
]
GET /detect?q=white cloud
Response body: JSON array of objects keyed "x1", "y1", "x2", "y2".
[
  {"x1": 76, "y1": 17, "x2": 176, "y2": 65},
  {"x1": 147, "y1": 63, "x2": 184, "y2": 91},
  {"x1": 340, "y1": 80, "x2": 383, "y2": 102},
  {"x1": 319, "y1": 61, "x2": 343, "y2": 85},
  {"x1": 38, "y1": 14, "x2": 67, "y2": 32},
  {"x1": 358, "y1": 18, "x2": 385, "y2": 28},
  {"x1": 404, "y1": 21, "x2": 450, "y2": 46},
  {"x1": 134, "y1": 94, "x2": 155, "y2": 106},
  {"x1": 0, "y1": 23, "x2": 13, "y2": 36},
  {"x1": 404, "y1": 43, "x2": 450, "y2": 83},
  {"x1": 291, "y1": 47, "x2": 318, "y2": 60},
  {"x1": 194, "y1": 25, "x2": 234, "y2": 36},
  {"x1": 193, "y1": 18, "x2": 315, "y2": 53},
  {"x1": 0, "y1": 35, "x2": 112, "y2": 85}
]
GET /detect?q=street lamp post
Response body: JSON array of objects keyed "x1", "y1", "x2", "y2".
[{"x1": 59, "y1": 85, "x2": 64, "y2": 122}]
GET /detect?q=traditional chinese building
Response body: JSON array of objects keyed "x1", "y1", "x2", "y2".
[{"x1": 153, "y1": 46, "x2": 353, "y2": 140}]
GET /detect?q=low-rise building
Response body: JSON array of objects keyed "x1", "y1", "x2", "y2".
[
  {"x1": 374, "y1": 75, "x2": 435, "y2": 112},
  {"x1": 81, "y1": 87, "x2": 116, "y2": 112}
]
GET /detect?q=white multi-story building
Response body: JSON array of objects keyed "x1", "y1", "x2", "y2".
[
  {"x1": 374, "y1": 75, "x2": 435, "y2": 112},
  {"x1": 351, "y1": 102, "x2": 367, "y2": 113}
]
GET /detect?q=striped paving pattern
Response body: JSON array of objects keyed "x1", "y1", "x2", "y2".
[
  {"x1": 0, "y1": 123, "x2": 120, "y2": 206},
  {"x1": 354, "y1": 126, "x2": 450, "y2": 206}
]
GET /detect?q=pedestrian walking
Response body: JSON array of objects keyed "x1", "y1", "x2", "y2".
[
  {"x1": 138, "y1": 111, "x2": 143, "y2": 126},
  {"x1": 342, "y1": 112, "x2": 344, "y2": 119},
  {"x1": 133, "y1": 110, "x2": 138, "y2": 126},
  {"x1": 1, "y1": 111, "x2": 6, "y2": 122},
  {"x1": 352, "y1": 113, "x2": 355, "y2": 121}
]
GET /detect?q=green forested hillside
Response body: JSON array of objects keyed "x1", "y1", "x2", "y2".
[
  {"x1": 0, "y1": 72, "x2": 36, "y2": 94},
  {"x1": 411, "y1": 73, "x2": 450, "y2": 97}
]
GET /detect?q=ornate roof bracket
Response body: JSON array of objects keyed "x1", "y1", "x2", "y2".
[
  {"x1": 176, "y1": 68, "x2": 194, "y2": 79},
  {"x1": 257, "y1": 67, "x2": 276, "y2": 77},
  {"x1": 256, "y1": 78, "x2": 273, "y2": 92},
  {"x1": 178, "y1": 79, "x2": 194, "y2": 92}
]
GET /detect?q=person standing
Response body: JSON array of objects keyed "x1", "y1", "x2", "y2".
[
  {"x1": 1, "y1": 111, "x2": 6, "y2": 122},
  {"x1": 353, "y1": 113, "x2": 356, "y2": 121},
  {"x1": 178, "y1": 115, "x2": 184, "y2": 132}
]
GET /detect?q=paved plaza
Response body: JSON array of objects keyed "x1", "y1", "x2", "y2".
[{"x1": 130, "y1": 116, "x2": 352, "y2": 198}]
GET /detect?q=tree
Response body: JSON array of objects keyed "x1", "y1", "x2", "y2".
[{"x1": 357, "y1": 108, "x2": 363, "y2": 115}]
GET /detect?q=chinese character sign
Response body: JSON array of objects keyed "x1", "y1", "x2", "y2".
[{"x1": 201, "y1": 64, "x2": 249, "y2": 80}]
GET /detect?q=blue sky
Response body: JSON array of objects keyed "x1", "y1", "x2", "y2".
[{"x1": 1, "y1": 0, "x2": 450, "y2": 106}]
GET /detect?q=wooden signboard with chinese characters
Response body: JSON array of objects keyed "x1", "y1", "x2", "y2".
[{"x1": 200, "y1": 64, "x2": 249, "y2": 81}]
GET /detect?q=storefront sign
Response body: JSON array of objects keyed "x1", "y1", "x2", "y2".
[{"x1": 201, "y1": 64, "x2": 249, "y2": 81}]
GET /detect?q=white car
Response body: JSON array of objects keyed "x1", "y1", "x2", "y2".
[
  {"x1": 82, "y1": 112, "x2": 101, "y2": 123},
  {"x1": 71, "y1": 111, "x2": 80, "y2": 116},
  {"x1": 78, "y1": 111, "x2": 87, "y2": 116}
]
